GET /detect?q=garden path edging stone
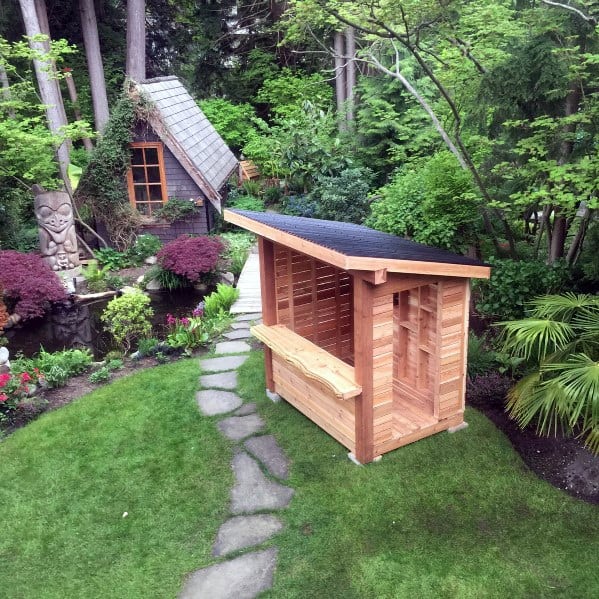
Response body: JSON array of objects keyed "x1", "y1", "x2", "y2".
[{"x1": 181, "y1": 313, "x2": 295, "y2": 599}]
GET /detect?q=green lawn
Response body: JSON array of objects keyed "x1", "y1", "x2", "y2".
[
  {"x1": 238, "y1": 351, "x2": 599, "y2": 599},
  {"x1": 0, "y1": 359, "x2": 232, "y2": 599}
]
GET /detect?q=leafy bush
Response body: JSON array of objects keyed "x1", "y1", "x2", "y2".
[
  {"x1": 146, "y1": 265, "x2": 190, "y2": 291},
  {"x1": 82, "y1": 261, "x2": 109, "y2": 293},
  {"x1": 221, "y1": 232, "x2": 255, "y2": 276},
  {"x1": 473, "y1": 258, "x2": 569, "y2": 321},
  {"x1": 498, "y1": 293, "x2": 599, "y2": 453},
  {"x1": 263, "y1": 185, "x2": 283, "y2": 206},
  {"x1": 94, "y1": 248, "x2": 130, "y2": 271},
  {"x1": 467, "y1": 333, "x2": 499, "y2": 378},
  {"x1": 227, "y1": 194, "x2": 265, "y2": 212},
  {"x1": 101, "y1": 290, "x2": 154, "y2": 353},
  {"x1": 311, "y1": 167, "x2": 373, "y2": 224},
  {"x1": 89, "y1": 367, "x2": 111, "y2": 384},
  {"x1": 12, "y1": 348, "x2": 92, "y2": 389},
  {"x1": 153, "y1": 199, "x2": 201, "y2": 223},
  {"x1": 165, "y1": 314, "x2": 209, "y2": 355},
  {"x1": 0, "y1": 250, "x2": 67, "y2": 320},
  {"x1": 137, "y1": 337, "x2": 160, "y2": 357},
  {"x1": 280, "y1": 194, "x2": 317, "y2": 218},
  {"x1": 128, "y1": 234, "x2": 162, "y2": 264},
  {"x1": 203, "y1": 284, "x2": 240, "y2": 319},
  {"x1": 157, "y1": 235, "x2": 225, "y2": 284},
  {"x1": 198, "y1": 98, "x2": 259, "y2": 151},
  {"x1": 367, "y1": 153, "x2": 479, "y2": 252},
  {"x1": 0, "y1": 370, "x2": 39, "y2": 421}
]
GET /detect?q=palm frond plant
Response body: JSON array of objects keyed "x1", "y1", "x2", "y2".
[{"x1": 497, "y1": 293, "x2": 599, "y2": 454}]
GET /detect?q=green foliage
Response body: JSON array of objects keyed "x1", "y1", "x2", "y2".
[
  {"x1": 75, "y1": 95, "x2": 138, "y2": 246},
  {"x1": 101, "y1": 290, "x2": 154, "y2": 353},
  {"x1": 88, "y1": 366, "x2": 111, "y2": 384},
  {"x1": 367, "y1": 153, "x2": 479, "y2": 251},
  {"x1": 255, "y1": 69, "x2": 333, "y2": 120},
  {"x1": 12, "y1": 348, "x2": 93, "y2": 389},
  {"x1": 81, "y1": 261, "x2": 109, "y2": 293},
  {"x1": 473, "y1": 258, "x2": 569, "y2": 321},
  {"x1": 145, "y1": 265, "x2": 190, "y2": 291},
  {"x1": 498, "y1": 293, "x2": 599, "y2": 453},
  {"x1": 198, "y1": 98, "x2": 260, "y2": 152},
  {"x1": 311, "y1": 167, "x2": 373, "y2": 224},
  {"x1": 227, "y1": 193, "x2": 265, "y2": 212},
  {"x1": 128, "y1": 234, "x2": 162, "y2": 264},
  {"x1": 220, "y1": 231, "x2": 255, "y2": 276},
  {"x1": 94, "y1": 248, "x2": 130, "y2": 271},
  {"x1": 165, "y1": 317, "x2": 209, "y2": 355},
  {"x1": 137, "y1": 337, "x2": 160, "y2": 357},
  {"x1": 153, "y1": 199, "x2": 201, "y2": 223},
  {"x1": 203, "y1": 284, "x2": 239, "y2": 319}
]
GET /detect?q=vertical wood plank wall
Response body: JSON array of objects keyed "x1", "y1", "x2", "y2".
[{"x1": 273, "y1": 244, "x2": 353, "y2": 363}]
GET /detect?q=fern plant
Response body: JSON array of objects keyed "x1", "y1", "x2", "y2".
[{"x1": 498, "y1": 293, "x2": 599, "y2": 454}]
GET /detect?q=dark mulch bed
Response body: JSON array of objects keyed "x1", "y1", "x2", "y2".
[{"x1": 468, "y1": 375, "x2": 599, "y2": 505}]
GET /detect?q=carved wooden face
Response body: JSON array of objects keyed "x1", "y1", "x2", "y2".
[{"x1": 34, "y1": 192, "x2": 73, "y2": 234}]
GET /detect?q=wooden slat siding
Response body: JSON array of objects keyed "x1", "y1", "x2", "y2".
[
  {"x1": 437, "y1": 279, "x2": 468, "y2": 420},
  {"x1": 259, "y1": 237, "x2": 277, "y2": 391},
  {"x1": 273, "y1": 244, "x2": 353, "y2": 363},
  {"x1": 272, "y1": 355, "x2": 356, "y2": 451},
  {"x1": 354, "y1": 276, "x2": 375, "y2": 463}
]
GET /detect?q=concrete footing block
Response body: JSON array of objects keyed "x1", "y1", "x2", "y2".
[
  {"x1": 347, "y1": 452, "x2": 382, "y2": 466},
  {"x1": 266, "y1": 389, "x2": 281, "y2": 403},
  {"x1": 447, "y1": 421, "x2": 469, "y2": 433}
]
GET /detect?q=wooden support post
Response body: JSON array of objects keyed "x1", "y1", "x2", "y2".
[
  {"x1": 259, "y1": 237, "x2": 276, "y2": 391},
  {"x1": 353, "y1": 276, "x2": 374, "y2": 463}
]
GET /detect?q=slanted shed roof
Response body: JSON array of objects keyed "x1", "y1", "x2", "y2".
[
  {"x1": 225, "y1": 209, "x2": 491, "y2": 278},
  {"x1": 132, "y1": 76, "x2": 238, "y2": 211}
]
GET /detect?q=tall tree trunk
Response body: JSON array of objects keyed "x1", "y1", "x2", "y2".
[
  {"x1": 79, "y1": 0, "x2": 110, "y2": 132},
  {"x1": 19, "y1": 0, "x2": 70, "y2": 183},
  {"x1": 334, "y1": 31, "x2": 346, "y2": 130},
  {"x1": 345, "y1": 27, "x2": 356, "y2": 122},
  {"x1": 34, "y1": 0, "x2": 70, "y2": 136},
  {"x1": 0, "y1": 64, "x2": 15, "y2": 118},
  {"x1": 126, "y1": 0, "x2": 146, "y2": 81},
  {"x1": 550, "y1": 82, "x2": 582, "y2": 263},
  {"x1": 63, "y1": 69, "x2": 94, "y2": 151}
]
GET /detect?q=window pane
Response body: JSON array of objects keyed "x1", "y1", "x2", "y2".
[
  {"x1": 131, "y1": 148, "x2": 144, "y2": 165},
  {"x1": 149, "y1": 185, "x2": 163, "y2": 201},
  {"x1": 145, "y1": 147, "x2": 159, "y2": 164},
  {"x1": 136, "y1": 202, "x2": 150, "y2": 216},
  {"x1": 147, "y1": 166, "x2": 161, "y2": 183},
  {"x1": 132, "y1": 167, "x2": 146, "y2": 183},
  {"x1": 135, "y1": 186, "x2": 148, "y2": 202}
]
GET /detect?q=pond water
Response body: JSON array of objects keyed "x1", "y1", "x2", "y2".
[{"x1": 4, "y1": 289, "x2": 207, "y2": 359}]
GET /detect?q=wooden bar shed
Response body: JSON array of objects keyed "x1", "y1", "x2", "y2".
[{"x1": 225, "y1": 209, "x2": 491, "y2": 464}]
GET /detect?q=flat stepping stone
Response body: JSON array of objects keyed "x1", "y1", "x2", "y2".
[
  {"x1": 218, "y1": 415, "x2": 264, "y2": 441},
  {"x1": 231, "y1": 321, "x2": 251, "y2": 330},
  {"x1": 235, "y1": 313, "x2": 262, "y2": 322},
  {"x1": 215, "y1": 341, "x2": 252, "y2": 355},
  {"x1": 234, "y1": 403, "x2": 257, "y2": 416},
  {"x1": 224, "y1": 329, "x2": 252, "y2": 340},
  {"x1": 212, "y1": 515, "x2": 283, "y2": 557},
  {"x1": 179, "y1": 548, "x2": 277, "y2": 599},
  {"x1": 244, "y1": 435, "x2": 290, "y2": 480},
  {"x1": 200, "y1": 355, "x2": 248, "y2": 373},
  {"x1": 200, "y1": 371, "x2": 238, "y2": 390},
  {"x1": 197, "y1": 390, "x2": 243, "y2": 416},
  {"x1": 231, "y1": 453, "x2": 294, "y2": 514}
]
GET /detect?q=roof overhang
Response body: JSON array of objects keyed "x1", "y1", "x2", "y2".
[{"x1": 224, "y1": 209, "x2": 491, "y2": 279}]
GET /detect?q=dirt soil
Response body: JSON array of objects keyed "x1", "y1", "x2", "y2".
[{"x1": 472, "y1": 402, "x2": 599, "y2": 505}]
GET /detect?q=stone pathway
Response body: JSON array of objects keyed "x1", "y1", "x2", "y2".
[{"x1": 180, "y1": 314, "x2": 294, "y2": 599}]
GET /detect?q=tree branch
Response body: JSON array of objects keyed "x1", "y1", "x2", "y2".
[{"x1": 540, "y1": 0, "x2": 597, "y2": 24}]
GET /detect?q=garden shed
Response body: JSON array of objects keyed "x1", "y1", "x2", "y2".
[
  {"x1": 126, "y1": 76, "x2": 238, "y2": 238},
  {"x1": 225, "y1": 209, "x2": 491, "y2": 463}
]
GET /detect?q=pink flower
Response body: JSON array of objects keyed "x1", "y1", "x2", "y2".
[
  {"x1": 166, "y1": 313, "x2": 177, "y2": 326},
  {"x1": 20, "y1": 372, "x2": 32, "y2": 383},
  {"x1": 0, "y1": 393, "x2": 7, "y2": 402},
  {"x1": 180, "y1": 317, "x2": 190, "y2": 327},
  {"x1": 0, "y1": 373, "x2": 10, "y2": 388}
]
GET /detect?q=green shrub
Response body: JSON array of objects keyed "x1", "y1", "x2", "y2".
[
  {"x1": 145, "y1": 265, "x2": 190, "y2": 291},
  {"x1": 127, "y1": 234, "x2": 162, "y2": 264},
  {"x1": 12, "y1": 348, "x2": 93, "y2": 388},
  {"x1": 153, "y1": 199, "x2": 200, "y2": 223},
  {"x1": 89, "y1": 367, "x2": 111, "y2": 384},
  {"x1": 263, "y1": 185, "x2": 283, "y2": 206},
  {"x1": 94, "y1": 248, "x2": 131, "y2": 271},
  {"x1": 101, "y1": 290, "x2": 154, "y2": 353},
  {"x1": 221, "y1": 232, "x2": 255, "y2": 276},
  {"x1": 203, "y1": 284, "x2": 239, "y2": 319},
  {"x1": 227, "y1": 194, "x2": 265, "y2": 212},
  {"x1": 137, "y1": 337, "x2": 160, "y2": 357},
  {"x1": 311, "y1": 167, "x2": 373, "y2": 224},
  {"x1": 473, "y1": 258, "x2": 569, "y2": 321}
]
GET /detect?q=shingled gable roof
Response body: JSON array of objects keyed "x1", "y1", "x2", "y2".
[
  {"x1": 131, "y1": 76, "x2": 238, "y2": 212},
  {"x1": 224, "y1": 209, "x2": 491, "y2": 279}
]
